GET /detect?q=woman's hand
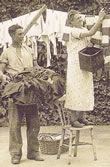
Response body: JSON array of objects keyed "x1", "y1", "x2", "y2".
[{"x1": 98, "y1": 8, "x2": 105, "y2": 21}]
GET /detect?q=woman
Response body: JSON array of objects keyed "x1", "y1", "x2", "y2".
[{"x1": 64, "y1": 9, "x2": 105, "y2": 127}]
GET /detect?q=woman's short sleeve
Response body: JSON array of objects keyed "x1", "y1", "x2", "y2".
[
  {"x1": 71, "y1": 27, "x2": 89, "y2": 39},
  {"x1": 71, "y1": 27, "x2": 82, "y2": 39}
]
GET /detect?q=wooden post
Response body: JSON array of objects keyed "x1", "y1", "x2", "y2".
[{"x1": 24, "y1": 4, "x2": 47, "y2": 35}]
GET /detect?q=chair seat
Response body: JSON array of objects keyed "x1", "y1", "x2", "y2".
[{"x1": 70, "y1": 125, "x2": 93, "y2": 131}]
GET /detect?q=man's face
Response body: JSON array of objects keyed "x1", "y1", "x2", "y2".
[{"x1": 13, "y1": 28, "x2": 24, "y2": 43}]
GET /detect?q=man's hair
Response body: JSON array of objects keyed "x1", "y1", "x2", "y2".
[{"x1": 8, "y1": 24, "x2": 23, "y2": 37}]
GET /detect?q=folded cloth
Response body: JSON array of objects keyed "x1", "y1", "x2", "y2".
[{"x1": 2, "y1": 81, "x2": 24, "y2": 99}]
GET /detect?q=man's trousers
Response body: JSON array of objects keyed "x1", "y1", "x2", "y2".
[{"x1": 8, "y1": 98, "x2": 40, "y2": 158}]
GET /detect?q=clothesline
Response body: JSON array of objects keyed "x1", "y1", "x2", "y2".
[
  {"x1": 0, "y1": 9, "x2": 67, "y2": 46},
  {"x1": 1, "y1": 9, "x2": 110, "y2": 47},
  {"x1": 0, "y1": 8, "x2": 110, "y2": 66},
  {"x1": 0, "y1": 8, "x2": 68, "y2": 66}
]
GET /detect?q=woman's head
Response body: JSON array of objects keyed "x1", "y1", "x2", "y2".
[{"x1": 66, "y1": 9, "x2": 84, "y2": 28}]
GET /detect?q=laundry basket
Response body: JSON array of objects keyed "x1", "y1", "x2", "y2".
[
  {"x1": 38, "y1": 133, "x2": 74, "y2": 155},
  {"x1": 79, "y1": 47, "x2": 104, "y2": 73}
]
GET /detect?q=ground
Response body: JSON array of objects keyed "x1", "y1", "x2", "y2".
[{"x1": 0, "y1": 125, "x2": 110, "y2": 167}]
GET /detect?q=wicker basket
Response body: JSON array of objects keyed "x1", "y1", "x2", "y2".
[
  {"x1": 38, "y1": 133, "x2": 74, "y2": 155},
  {"x1": 78, "y1": 47, "x2": 104, "y2": 73}
]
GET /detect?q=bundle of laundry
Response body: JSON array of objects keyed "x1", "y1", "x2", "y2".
[{"x1": 1, "y1": 67, "x2": 65, "y2": 108}]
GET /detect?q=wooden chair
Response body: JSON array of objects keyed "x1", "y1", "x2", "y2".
[{"x1": 56, "y1": 97, "x2": 97, "y2": 165}]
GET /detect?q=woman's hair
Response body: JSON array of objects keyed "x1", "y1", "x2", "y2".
[
  {"x1": 8, "y1": 24, "x2": 23, "y2": 37},
  {"x1": 66, "y1": 9, "x2": 80, "y2": 27}
]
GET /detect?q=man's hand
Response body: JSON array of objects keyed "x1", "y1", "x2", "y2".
[
  {"x1": 0, "y1": 72, "x2": 10, "y2": 83},
  {"x1": 87, "y1": 42, "x2": 94, "y2": 47}
]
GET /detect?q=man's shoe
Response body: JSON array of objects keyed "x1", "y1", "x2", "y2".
[
  {"x1": 27, "y1": 154, "x2": 44, "y2": 161},
  {"x1": 79, "y1": 119, "x2": 93, "y2": 125},
  {"x1": 71, "y1": 120, "x2": 84, "y2": 128},
  {"x1": 11, "y1": 157, "x2": 20, "y2": 164}
]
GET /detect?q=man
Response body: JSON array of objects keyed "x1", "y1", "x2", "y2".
[{"x1": 0, "y1": 24, "x2": 44, "y2": 164}]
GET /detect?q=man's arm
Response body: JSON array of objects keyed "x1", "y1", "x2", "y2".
[{"x1": 0, "y1": 63, "x2": 7, "y2": 82}]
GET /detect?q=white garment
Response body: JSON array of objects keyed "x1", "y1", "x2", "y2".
[
  {"x1": 104, "y1": 55, "x2": 110, "y2": 64},
  {"x1": 43, "y1": 9, "x2": 67, "y2": 55},
  {"x1": 0, "y1": 44, "x2": 34, "y2": 75},
  {"x1": 64, "y1": 27, "x2": 94, "y2": 111}
]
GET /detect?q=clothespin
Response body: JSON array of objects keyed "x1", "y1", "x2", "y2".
[
  {"x1": 8, "y1": 14, "x2": 13, "y2": 21},
  {"x1": 28, "y1": 6, "x2": 31, "y2": 15},
  {"x1": 1, "y1": 17, "x2": 3, "y2": 24},
  {"x1": 50, "y1": 2, "x2": 54, "y2": 13}
]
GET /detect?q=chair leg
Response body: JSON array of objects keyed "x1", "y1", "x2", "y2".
[
  {"x1": 68, "y1": 130, "x2": 73, "y2": 165},
  {"x1": 74, "y1": 130, "x2": 80, "y2": 157},
  {"x1": 57, "y1": 129, "x2": 65, "y2": 159},
  {"x1": 90, "y1": 128, "x2": 97, "y2": 161}
]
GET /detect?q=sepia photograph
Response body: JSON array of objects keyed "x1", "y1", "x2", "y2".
[{"x1": 0, "y1": 0, "x2": 110, "y2": 166}]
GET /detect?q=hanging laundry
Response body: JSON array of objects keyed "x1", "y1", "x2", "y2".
[
  {"x1": 40, "y1": 35, "x2": 51, "y2": 67},
  {"x1": 0, "y1": 8, "x2": 110, "y2": 58},
  {"x1": 102, "y1": 15, "x2": 110, "y2": 47}
]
